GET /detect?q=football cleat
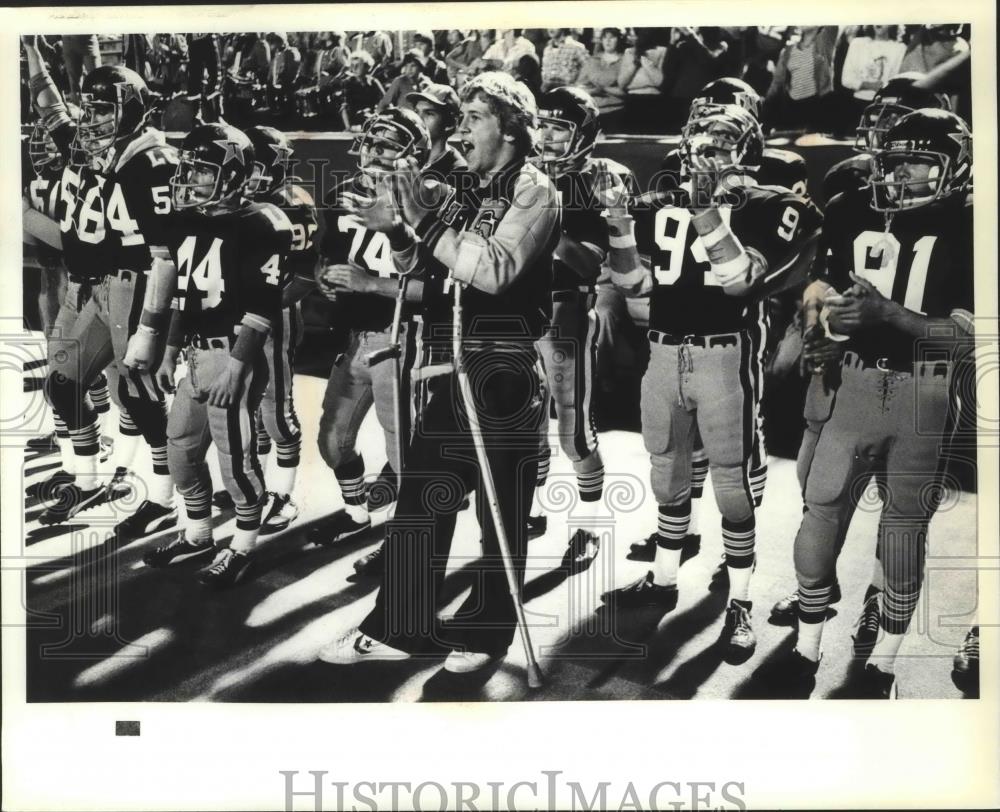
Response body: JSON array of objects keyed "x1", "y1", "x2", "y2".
[
  {"x1": 311, "y1": 510, "x2": 372, "y2": 547},
  {"x1": 99, "y1": 435, "x2": 114, "y2": 463},
  {"x1": 317, "y1": 629, "x2": 412, "y2": 664},
  {"x1": 37, "y1": 483, "x2": 104, "y2": 525},
  {"x1": 197, "y1": 548, "x2": 253, "y2": 589},
  {"x1": 212, "y1": 489, "x2": 235, "y2": 510},
  {"x1": 852, "y1": 592, "x2": 882, "y2": 658},
  {"x1": 565, "y1": 529, "x2": 600, "y2": 573},
  {"x1": 859, "y1": 663, "x2": 898, "y2": 699},
  {"x1": 260, "y1": 492, "x2": 299, "y2": 535},
  {"x1": 142, "y1": 533, "x2": 214, "y2": 568},
  {"x1": 526, "y1": 514, "x2": 548, "y2": 538},
  {"x1": 952, "y1": 626, "x2": 979, "y2": 675},
  {"x1": 770, "y1": 580, "x2": 843, "y2": 624},
  {"x1": 106, "y1": 466, "x2": 132, "y2": 497},
  {"x1": 26, "y1": 432, "x2": 59, "y2": 451},
  {"x1": 722, "y1": 599, "x2": 756, "y2": 660},
  {"x1": 601, "y1": 571, "x2": 679, "y2": 610},
  {"x1": 353, "y1": 542, "x2": 385, "y2": 576},
  {"x1": 26, "y1": 469, "x2": 75, "y2": 501},
  {"x1": 111, "y1": 500, "x2": 178, "y2": 545}
]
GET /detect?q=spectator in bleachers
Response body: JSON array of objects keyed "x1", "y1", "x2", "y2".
[
  {"x1": 482, "y1": 29, "x2": 537, "y2": 74},
  {"x1": 840, "y1": 26, "x2": 905, "y2": 102},
  {"x1": 60, "y1": 35, "x2": 101, "y2": 104},
  {"x1": 742, "y1": 26, "x2": 790, "y2": 96},
  {"x1": 899, "y1": 24, "x2": 968, "y2": 74},
  {"x1": 350, "y1": 31, "x2": 394, "y2": 84},
  {"x1": 266, "y1": 31, "x2": 302, "y2": 121},
  {"x1": 511, "y1": 52, "x2": 542, "y2": 99},
  {"x1": 619, "y1": 28, "x2": 669, "y2": 134},
  {"x1": 187, "y1": 33, "x2": 224, "y2": 122},
  {"x1": 765, "y1": 26, "x2": 838, "y2": 132},
  {"x1": 661, "y1": 27, "x2": 732, "y2": 131},
  {"x1": 541, "y1": 29, "x2": 588, "y2": 91},
  {"x1": 444, "y1": 29, "x2": 483, "y2": 86},
  {"x1": 123, "y1": 34, "x2": 152, "y2": 77},
  {"x1": 148, "y1": 34, "x2": 189, "y2": 98},
  {"x1": 412, "y1": 30, "x2": 448, "y2": 84},
  {"x1": 340, "y1": 49, "x2": 385, "y2": 131},
  {"x1": 229, "y1": 32, "x2": 270, "y2": 81},
  {"x1": 463, "y1": 30, "x2": 497, "y2": 80},
  {"x1": 574, "y1": 27, "x2": 627, "y2": 130},
  {"x1": 377, "y1": 49, "x2": 428, "y2": 112}
]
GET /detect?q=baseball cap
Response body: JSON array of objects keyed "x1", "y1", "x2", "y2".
[{"x1": 406, "y1": 83, "x2": 462, "y2": 118}]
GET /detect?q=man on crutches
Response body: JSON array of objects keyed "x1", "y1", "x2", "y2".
[{"x1": 320, "y1": 72, "x2": 560, "y2": 680}]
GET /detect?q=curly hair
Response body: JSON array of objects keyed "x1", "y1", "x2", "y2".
[{"x1": 459, "y1": 71, "x2": 538, "y2": 155}]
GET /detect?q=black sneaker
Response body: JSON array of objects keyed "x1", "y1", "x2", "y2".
[
  {"x1": 37, "y1": 483, "x2": 105, "y2": 525},
  {"x1": 626, "y1": 532, "x2": 700, "y2": 564},
  {"x1": 311, "y1": 509, "x2": 371, "y2": 547},
  {"x1": 106, "y1": 466, "x2": 132, "y2": 496},
  {"x1": 353, "y1": 542, "x2": 385, "y2": 576},
  {"x1": 197, "y1": 548, "x2": 253, "y2": 589},
  {"x1": 723, "y1": 599, "x2": 756, "y2": 661},
  {"x1": 859, "y1": 663, "x2": 898, "y2": 699},
  {"x1": 26, "y1": 432, "x2": 59, "y2": 451},
  {"x1": 526, "y1": 514, "x2": 548, "y2": 538},
  {"x1": 601, "y1": 571, "x2": 679, "y2": 610},
  {"x1": 756, "y1": 648, "x2": 820, "y2": 699},
  {"x1": 142, "y1": 533, "x2": 214, "y2": 567},
  {"x1": 953, "y1": 626, "x2": 979, "y2": 675},
  {"x1": 852, "y1": 592, "x2": 882, "y2": 658},
  {"x1": 212, "y1": 489, "x2": 235, "y2": 510},
  {"x1": 260, "y1": 492, "x2": 299, "y2": 535},
  {"x1": 565, "y1": 529, "x2": 600, "y2": 573},
  {"x1": 112, "y1": 500, "x2": 178, "y2": 544},
  {"x1": 770, "y1": 580, "x2": 844, "y2": 624},
  {"x1": 26, "y1": 469, "x2": 75, "y2": 501}
]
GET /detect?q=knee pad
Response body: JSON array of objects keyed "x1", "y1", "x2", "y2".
[
  {"x1": 710, "y1": 464, "x2": 754, "y2": 524},
  {"x1": 44, "y1": 372, "x2": 87, "y2": 428},
  {"x1": 167, "y1": 438, "x2": 210, "y2": 494},
  {"x1": 650, "y1": 456, "x2": 691, "y2": 507}
]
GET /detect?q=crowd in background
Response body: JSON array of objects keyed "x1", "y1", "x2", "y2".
[{"x1": 20, "y1": 26, "x2": 971, "y2": 136}]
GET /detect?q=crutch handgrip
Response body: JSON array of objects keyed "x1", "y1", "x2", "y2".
[
  {"x1": 409, "y1": 362, "x2": 454, "y2": 382},
  {"x1": 363, "y1": 345, "x2": 401, "y2": 367}
]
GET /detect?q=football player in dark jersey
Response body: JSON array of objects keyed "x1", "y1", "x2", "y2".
[
  {"x1": 311, "y1": 107, "x2": 431, "y2": 547},
  {"x1": 23, "y1": 43, "x2": 177, "y2": 538},
  {"x1": 239, "y1": 125, "x2": 320, "y2": 534},
  {"x1": 141, "y1": 124, "x2": 293, "y2": 588},
  {"x1": 769, "y1": 110, "x2": 974, "y2": 698},
  {"x1": 822, "y1": 73, "x2": 953, "y2": 203},
  {"x1": 604, "y1": 103, "x2": 822, "y2": 661},
  {"x1": 528, "y1": 85, "x2": 631, "y2": 565}
]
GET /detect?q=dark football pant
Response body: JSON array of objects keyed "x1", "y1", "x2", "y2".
[
  {"x1": 536, "y1": 290, "x2": 604, "y2": 503},
  {"x1": 45, "y1": 271, "x2": 169, "y2": 475},
  {"x1": 318, "y1": 325, "x2": 416, "y2": 508},
  {"x1": 167, "y1": 341, "x2": 268, "y2": 534},
  {"x1": 359, "y1": 346, "x2": 542, "y2": 656},
  {"x1": 258, "y1": 304, "x2": 303, "y2": 469},
  {"x1": 794, "y1": 352, "x2": 953, "y2": 634}
]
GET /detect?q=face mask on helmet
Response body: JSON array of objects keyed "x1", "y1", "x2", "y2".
[
  {"x1": 855, "y1": 101, "x2": 915, "y2": 153},
  {"x1": 681, "y1": 108, "x2": 762, "y2": 176},
  {"x1": 170, "y1": 152, "x2": 231, "y2": 210},
  {"x1": 29, "y1": 123, "x2": 63, "y2": 175},
  {"x1": 871, "y1": 149, "x2": 950, "y2": 212},
  {"x1": 350, "y1": 118, "x2": 425, "y2": 177},
  {"x1": 245, "y1": 149, "x2": 291, "y2": 198},
  {"x1": 535, "y1": 115, "x2": 582, "y2": 178},
  {"x1": 75, "y1": 98, "x2": 119, "y2": 159}
]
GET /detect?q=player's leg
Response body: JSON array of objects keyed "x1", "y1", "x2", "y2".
[
  {"x1": 603, "y1": 340, "x2": 691, "y2": 610},
  {"x1": 258, "y1": 305, "x2": 303, "y2": 533},
  {"x1": 315, "y1": 331, "x2": 376, "y2": 542},
  {"x1": 105, "y1": 361, "x2": 143, "y2": 494},
  {"x1": 199, "y1": 350, "x2": 269, "y2": 587},
  {"x1": 38, "y1": 264, "x2": 66, "y2": 337},
  {"x1": 144, "y1": 351, "x2": 215, "y2": 567},
  {"x1": 527, "y1": 349, "x2": 552, "y2": 536},
  {"x1": 108, "y1": 273, "x2": 177, "y2": 540}
]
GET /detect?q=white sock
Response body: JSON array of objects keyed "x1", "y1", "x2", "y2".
[
  {"x1": 728, "y1": 565, "x2": 753, "y2": 603},
  {"x1": 230, "y1": 525, "x2": 259, "y2": 553},
  {"x1": 796, "y1": 619, "x2": 825, "y2": 662},
  {"x1": 689, "y1": 498, "x2": 700, "y2": 536},
  {"x1": 346, "y1": 504, "x2": 369, "y2": 524},
  {"x1": 869, "y1": 630, "x2": 905, "y2": 672},
  {"x1": 112, "y1": 433, "x2": 141, "y2": 472},
  {"x1": 258, "y1": 453, "x2": 271, "y2": 480},
  {"x1": 530, "y1": 488, "x2": 545, "y2": 518},
  {"x1": 269, "y1": 464, "x2": 297, "y2": 499},
  {"x1": 652, "y1": 545, "x2": 681, "y2": 587},
  {"x1": 76, "y1": 454, "x2": 99, "y2": 491},
  {"x1": 58, "y1": 436, "x2": 76, "y2": 475},
  {"x1": 147, "y1": 472, "x2": 175, "y2": 508},
  {"x1": 184, "y1": 514, "x2": 213, "y2": 546}
]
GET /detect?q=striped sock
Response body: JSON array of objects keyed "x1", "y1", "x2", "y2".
[
  {"x1": 88, "y1": 374, "x2": 111, "y2": 413},
  {"x1": 690, "y1": 449, "x2": 709, "y2": 499},
  {"x1": 576, "y1": 465, "x2": 604, "y2": 504},
  {"x1": 232, "y1": 496, "x2": 265, "y2": 552},
  {"x1": 723, "y1": 516, "x2": 756, "y2": 601},
  {"x1": 653, "y1": 502, "x2": 690, "y2": 587},
  {"x1": 536, "y1": 448, "x2": 551, "y2": 488},
  {"x1": 69, "y1": 421, "x2": 101, "y2": 490},
  {"x1": 335, "y1": 456, "x2": 368, "y2": 519},
  {"x1": 749, "y1": 463, "x2": 768, "y2": 508},
  {"x1": 180, "y1": 482, "x2": 213, "y2": 544}
]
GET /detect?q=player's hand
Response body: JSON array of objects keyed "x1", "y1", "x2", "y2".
[
  {"x1": 123, "y1": 325, "x2": 162, "y2": 372},
  {"x1": 393, "y1": 158, "x2": 454, "y2": 227},
  {"x1": 801, "y1": 323, "x2": 843, "y2": 375},
  {"x1": 21, "y1": 35, "x2": 38, "y2": 49},
  {"x1": 205, "y1": 358, "x2": 248, "y2": 409},
  {"x1": 155, "y1": 350, "x2": 179, "y2": 394},
  {"x1": 318, "y1": 262, "x2": 374, "y2": 295},
  {"x1": 594, "y1": 159, "x2": 630, "y2": 217},
  {"x1": 826, "y1": 274, "x2": 888, "y2": 333},
  {"x1": 341, "y1": 176, "x2": 399, "y2": 234}
]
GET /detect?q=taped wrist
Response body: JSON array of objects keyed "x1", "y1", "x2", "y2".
[
  {"x1": 607, "y1": 216, "x2": 636, "y2": 249},
  {"x1": 415, "y1": 212, "x2": 448, "y2": 253},
  {"x1": 29, "y1": 73, "x2": 70, "y2": 129},
  {"x1": 691, "y1": 209, "x2": 751, "y2": 285}
]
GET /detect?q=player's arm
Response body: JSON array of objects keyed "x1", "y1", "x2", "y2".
[
  {"x1": 556, "y1": 232, "x2": 603, "y2": 282},
  {"x1": 416, "y1": 175, "x2": 560, "y2": 294},
  {"x1": 22, "y1": 197, "x2": 63, "y2": 250},
  {"x1": 22, "y1": 37, "x2": 74, "y2": 152},
  {"x1": 592, "y1": 160, "x2": 650, "y2": 295}
]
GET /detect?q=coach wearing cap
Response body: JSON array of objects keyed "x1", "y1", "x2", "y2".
[{"x1": 407, "y1": 82, "x2": 467, "y2": 176}]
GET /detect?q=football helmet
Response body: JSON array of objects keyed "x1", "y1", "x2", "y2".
[
  {"x1": 349, "y1": 107, "x2": 430, "y2": 177},
  {"x1": 870, "y1": 108, "x2": 971, "y2": 213},
  {"x1": 535, "y1": 86, "x2": 601, "y2": 178},
  {"x1": 680, "y1": 103, "x2": 764, "y2": 176},
  {"x1": 689, "y1": 77, "x2": 763, "y2": 122},
  {"x1": 170, "y1": 123, "x2": 255, "y2": 211},
  {"x1": 855, "y1": 72, "x2": 953, "y2": 152},
  {"x1": 244, "y1": 125, "x2": 294, "y2": 198},
  {"x1": 28, "y1": 121, "x2": 63, "y2": 176},
  {"x1": 73, "y1": 65, "x2": 151, "y2": 160}
]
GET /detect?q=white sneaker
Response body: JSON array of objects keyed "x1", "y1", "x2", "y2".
[
  {"x1": 443, "y1": 649, "x2": 505, "y2": 674},
  {"x1": 317, "y1": 630, "x2": 411, "y2": 665}
]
